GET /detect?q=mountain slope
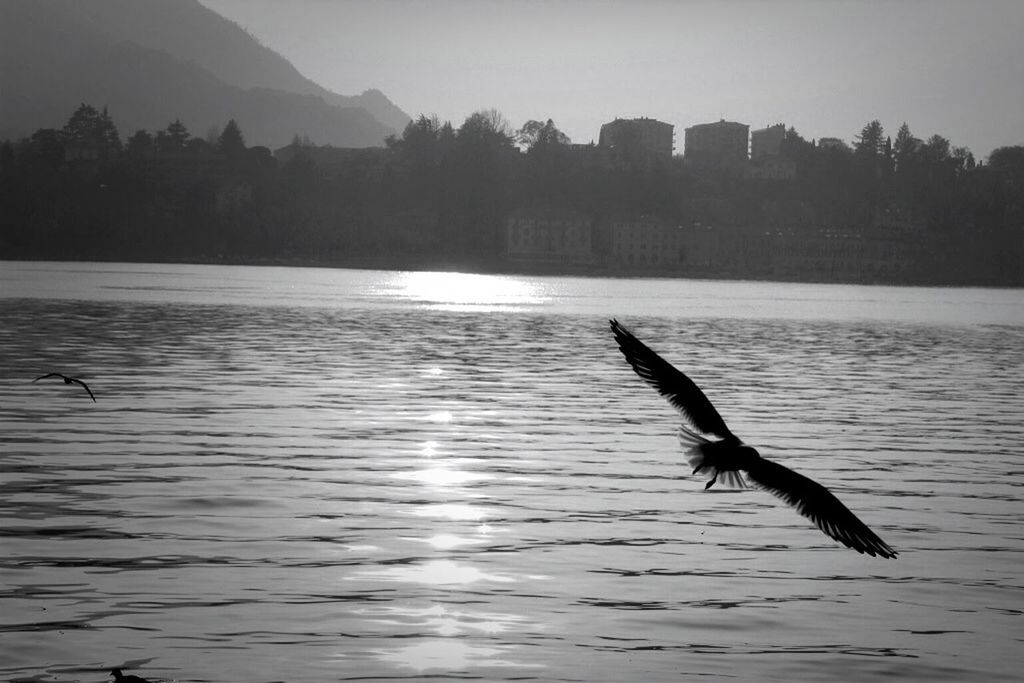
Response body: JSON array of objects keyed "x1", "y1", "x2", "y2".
[{"x1": 0, "y1": 0, "x2": 410, "y2": 146}]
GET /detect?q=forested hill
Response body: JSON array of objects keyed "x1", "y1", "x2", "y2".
[{"x1": 0, "y1": 0, "x2": 410, "y2": 147}]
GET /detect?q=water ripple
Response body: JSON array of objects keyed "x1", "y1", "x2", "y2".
[{"x1": 1, "y1": 267, "x2": 1022, "y2": 682}]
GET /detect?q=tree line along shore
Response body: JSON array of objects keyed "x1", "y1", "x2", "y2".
[{"x1": 2, "y1": 104, "x2": 1022, "y2": 286}]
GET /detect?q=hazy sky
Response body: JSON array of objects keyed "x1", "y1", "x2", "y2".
[{"x1": 200, "y1": 0, "x2": 1023, "y2": 159}]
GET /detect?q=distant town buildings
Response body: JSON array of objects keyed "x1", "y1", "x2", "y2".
[
  {"x1": 598, "y1": 117, "x2": 674, "y2": 159},
  {"x1": 750, "y1": 123, "x2": 786, "y2": 160},
  {"x1": 504, "y1": 213, "x2": 921, "y2": 281},
  {"x1": 610, "y1": 216, "x2": 681, "y2": 267},
  {"x1": 748, "y1": 123, "x2": 796, "y2": 180},
  {"x1": 505, "y1": 115, "x2": 923, "y2": 274},
  {"x1": 683, "y1": 119, "x2": 750, "y2": 170},
  {"x1": 506, "y1": 211, "x2": 596, "y2": 266}
]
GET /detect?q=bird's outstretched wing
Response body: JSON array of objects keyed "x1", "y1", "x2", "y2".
[
  {"x1": 610, "y1": 319, "x2": 736, "y2": 441},
  {"x1": 32, "y1": 373, "x2": 62, "y2": 382},
  {"x1": 71, "y1": 378, "x2": 96, "y2": 401},
  {"x1": 744, "y1": 457, "x2": 897, "y2": 558}
]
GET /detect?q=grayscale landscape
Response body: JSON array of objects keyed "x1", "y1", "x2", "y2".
[{"x1": 1, "y1": 2, "x2": 1022, "y2": 682}]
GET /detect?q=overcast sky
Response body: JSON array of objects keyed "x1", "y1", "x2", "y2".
[{"x1": 200, "y1": 0, "x2": 1023, "y2": 159}]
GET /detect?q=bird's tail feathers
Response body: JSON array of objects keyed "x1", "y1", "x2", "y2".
[
  {"x1": 679, "y1": 427, "x2": 749, "y2": 489},
  {"x1": 678, "y1": 426, "x2": 709, "y2": 470},
  {"x1": 714, "y1": 470, "x2": 750, "y2": 488},
  {"x1": 677, "y1": 425, "x2": 709, "y2": 448}
]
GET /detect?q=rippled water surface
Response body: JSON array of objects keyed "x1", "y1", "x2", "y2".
[{"x1": 1, "y1": 262, "x2": 1022, "y2": 682}]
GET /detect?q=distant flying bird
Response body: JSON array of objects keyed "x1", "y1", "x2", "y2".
[
  {"x1": 32, "y1": 372, "x2": 96, "y2": 401},
  {"x1": 110, "y1": 669, "x2": 151, "y2": 683},
  {"x1": 609, "y1": 319, "x2": 897, "y2": 559}
]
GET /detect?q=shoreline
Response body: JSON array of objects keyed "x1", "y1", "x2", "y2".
[{"x1": 3, "y1": 253, "x2": 1020, "y2": 289}]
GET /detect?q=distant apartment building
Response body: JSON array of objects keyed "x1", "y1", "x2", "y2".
[
  {"x1": 598, "y1": 118, "x2": 674, "y2": 159},
  {"x1": 506, "y1": 212, "x2": 595, "y2": 265},
  {"x1": 610, "y1": 216, "x2": 682, "y2": 267},
  {"x1": 669, "y1": 225, "x2": 921, "y2": 281},
  {"x1": 747, "y1": 123, "x2": 795, "y2": 180},
  {"x1": 750, "y1": 123, "x2": 786, "y2": 160},
  {"x1": 770, "y1": 231, "x2": 920, "y2": 280},
  {"x1": 683, "y1": 119, "x2": 749, "y2": 169}
]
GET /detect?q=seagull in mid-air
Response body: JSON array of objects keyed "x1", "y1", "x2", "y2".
[
  {"x1": 609, "y1": 319, "x2": 897, "y2": 559},
  {"x1": 32, "y1": 372, "x2": 96, "y2": 402}
]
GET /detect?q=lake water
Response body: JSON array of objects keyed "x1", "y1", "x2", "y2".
[{"x1": 1, "y1": 261, "x2": 1022, "y2": 682}]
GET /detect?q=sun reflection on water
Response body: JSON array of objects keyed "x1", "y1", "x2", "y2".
[
  {"x1": 410, "y1": 502, "x2": 489, "y2": 522},
  {"x1": 386, "y1": 271, "x2": 547, "y2": 311},
  {"x1": 405, "y1": 533, "x2": 486, "y2": 550},
  {"x1": 376, "y1": 639, "x2": 531, "y2": 672},
  {"x1": 395, "y1": 467, "x2": 489, "y2": 487},
  {"x1": 349, "y1": 559, "x2": 514, "y2": 586},
  {"x1": 358, "y1": 603, "x2": 532, "y2": 638},
  {"x1": 423, "y1": 410, "x2": 453, "y2": 423}
]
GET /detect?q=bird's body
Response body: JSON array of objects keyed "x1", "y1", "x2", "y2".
[
  {"x1": 609, "y1": 319, "x2": 897, "y2": 559},
  {"x1": 110, "y1": 668, "x2": 151, "y2": 683},
  {"x1": 32, "y1": 372, "x2": 95, "y2": 401}
]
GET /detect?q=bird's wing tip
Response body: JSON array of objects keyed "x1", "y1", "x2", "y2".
[
  {"x1": 850, "y1": 535, "x2": 898, "y2": 559},
  {"x1": 609, "y1": 318, "x2": 631, "y2": 337}
]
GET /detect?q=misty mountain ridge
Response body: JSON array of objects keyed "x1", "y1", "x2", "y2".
[{"x1": 0, "y1": 0, "x2": 411, "y2": 147}]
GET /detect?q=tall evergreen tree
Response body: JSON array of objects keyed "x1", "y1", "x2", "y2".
[
  {"x1": 156, "y1": 119, "x2": 191, "y2": 153},
  {"x1": 63, "y1": 103, "x2": 122, "y2": 156},
  {"x1": 855, "y1": 120, "x2": 886, "y2": 158},
  {"x1": 893, "y1": 122, "x2": 919, "y2": 172},
  {"x1": 218, "y1": 119, "x2": 246, "y2": 158}
]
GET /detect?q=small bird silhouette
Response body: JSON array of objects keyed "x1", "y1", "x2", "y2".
[
  {"x1": 610, "y1": 319, "x2": 897, "y2": 559},
  {"x1": 32, "y1": 372, "x2": 96, "y2": 401},
  {"x1": 110, "y1": 668, "x2": 151, "y2": 683}
]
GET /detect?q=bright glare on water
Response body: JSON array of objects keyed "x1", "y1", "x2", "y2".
[{"x1": 0, "y1": 262, "x2": 1022, "y2": 682}]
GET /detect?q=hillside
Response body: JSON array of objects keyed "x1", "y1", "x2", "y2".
[{"x1": 0, "y1": 0, "x2": 410, "y2": 147}]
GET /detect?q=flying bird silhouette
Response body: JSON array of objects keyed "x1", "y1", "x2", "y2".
[
  {"x1": 609, "y1": 319, "x2": 897, "y2": 559},
  {"x1": 32, "y1": 372, "x2": 96, "y2": 401},
  {"x1": 110, "y1": 668, "x2": 151, "y2": 683}
]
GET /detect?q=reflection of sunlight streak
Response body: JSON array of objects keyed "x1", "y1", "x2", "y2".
[
  {"x1": 349, "y1": 559, "x2": 515, "y2": 586},
  {"x1": 378, "y1": 639, "x2": 537, "y2": 672},
  {"x1": 421, "y1": 440, "x2": 439, "y2": 457},
  {"x1": 344, "y1": 544, "x2": 381, "y2": 553},
  {"x1": 424, "y1": 366, "x2": 444, "y2": 376},
  {"x1": 424, "y1": 410, "x2": 453, "y2": 423},
  {"x1": 395, "y1": 467, "x2": 489, "y2": 487},
  {"x1": 358, "y1": 603, "x2": 534, "y2": 639},
  {"x1": 404, "y1": 533, "x2": 486, "y2": 550},
  {"x1": 391, "y1": 271, "x2": 545, "y2": 310},
  {"x1": 411, "y1": 503, "x2": 489, "y2": 521}
]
